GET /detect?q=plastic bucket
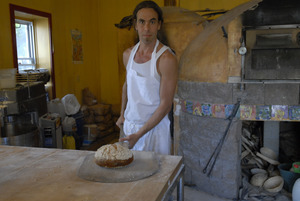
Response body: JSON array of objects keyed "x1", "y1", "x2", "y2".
[
  {"x1": 278, "y1": 163, "x2": 300, "y2": 192},
  {"x1": 293, "y1": 162, "x2": 300, "y2": 173}
]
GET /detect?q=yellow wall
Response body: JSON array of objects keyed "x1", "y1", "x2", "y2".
[
  {"x1": 50, "y1": 0, "x2": 100, "y2": 103},
  {"x1": 0, "y1": 0, "x2": 247, "y2": 108},
  {"x1": 35, "y1": 17, "x2": 51, "y2": 70},
  {"x1": 0, "y1": 0, "x2": 163, "y2": 106}
]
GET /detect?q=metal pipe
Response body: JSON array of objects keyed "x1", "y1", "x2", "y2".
[
  {"x1": 228, "y1": 80, "x2": 300, "y2": 84},
  {"x1": 161, "y1": 164, "x2": 185, "y2": 201},
  {"x1": 177, "y1": 176, "x2": 184, "y2": 201},
  {"x1": 241, "y1": 80, "x2": 300, "y2": 84},
  {"x1": 203, "y1": 100, "x2": 240, "y2": 177},
  {"x1": 27, "y1": 72, "x2": 31, "y2": 99}
]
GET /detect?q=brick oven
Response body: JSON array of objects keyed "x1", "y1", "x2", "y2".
[{"x1": 176, "y1": 0, "x2": 300, "y2": 199}]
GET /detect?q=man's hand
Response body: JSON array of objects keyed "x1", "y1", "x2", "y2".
[{"x1": 119, "y1": 133, "x2": 140, "y2": 149}]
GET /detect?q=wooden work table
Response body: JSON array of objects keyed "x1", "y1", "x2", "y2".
[{"x1": 0, "y1": 145, "x2": 184, "y2": 201}]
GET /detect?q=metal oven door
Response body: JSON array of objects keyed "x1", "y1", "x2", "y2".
[{"x1": 244, "y1": 27, "x2": 300, "y2": 80}]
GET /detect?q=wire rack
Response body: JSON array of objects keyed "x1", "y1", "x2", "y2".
[{"x1": 16, "y1": 69, "x2": 50, "y2": 84}]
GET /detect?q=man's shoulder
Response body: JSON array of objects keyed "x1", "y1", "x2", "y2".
[
  {"x1": 123, "y1": 46, "x2": 135, "y2": 58},
  {"x1": 159, "y1": 47, "x2": 177, "y2": 63},
  {"x1": 157, "y1": 45, "x2": 178, "y2": 73},
  {"x1": 157, "y1": 42, "x2": 176, "y2": 57}
]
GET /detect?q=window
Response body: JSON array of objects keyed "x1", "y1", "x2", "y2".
[
  {"x1": 10, "y1": 4, "x2": 56, "y2": 99},
  {"x1": 15, "y1": 19, "x2": 36, "y2": 71}
]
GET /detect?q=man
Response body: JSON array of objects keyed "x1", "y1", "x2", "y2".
[{"x1": 116, "y1": 0, "x2": 178, "y2": 155}]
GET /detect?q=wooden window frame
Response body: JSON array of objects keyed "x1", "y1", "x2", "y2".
[{"x1": 10, "y1": 4, "x2": 56, "y2": 98}]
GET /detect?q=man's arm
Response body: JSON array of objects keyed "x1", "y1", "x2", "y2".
[
  {"x1": 116, "y1": 81, "x2": 127, "y2": 127},
  {"x1": 116, "y1": 48, "x2": 131, "y2": 128},
  {"x1": 121, "y1": 48, "x2": 178, "y2": 148}
]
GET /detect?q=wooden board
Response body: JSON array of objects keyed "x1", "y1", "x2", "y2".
[{"x1": 0, "y1": 145, "x2": 183, "y2": 201}]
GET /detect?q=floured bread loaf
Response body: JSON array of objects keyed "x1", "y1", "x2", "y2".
[{"x1": 94, "y1": 143, "x2": 134, "y2": 168}]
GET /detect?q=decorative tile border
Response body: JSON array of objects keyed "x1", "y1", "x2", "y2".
[{"x1": 179, "y1": 99, "x2": 300, "y2": 121}]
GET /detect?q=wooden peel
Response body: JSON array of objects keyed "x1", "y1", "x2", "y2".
[{"x1": 78, "y1": 151, "x2": 160, "y2": 183}]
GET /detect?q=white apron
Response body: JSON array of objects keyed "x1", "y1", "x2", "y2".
[{"x1": 124, "y1": 40, "x2": 171, "y2": 155}]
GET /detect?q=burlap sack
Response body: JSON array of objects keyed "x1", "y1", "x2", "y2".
[
  {"x1": 89, "y1": 104, "x2": 111, "y2": 116},
  {"x1": 94, "y1": 115, "x2": 105, "y2": 123},
  {"x1": 84, "y1": 114, "x2": 95, "y2": 124},
  {"x1": 97, "y1": 120, "x2": 114, "y2": 131},
  {"x1": 82, "y1": 88, "x2": 98, "y2": 106}
]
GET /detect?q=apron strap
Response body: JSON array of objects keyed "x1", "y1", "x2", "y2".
[
  {"x1": 127, "y1": 42, "x2": 140, "y2": 71},
  {"x1": 152, "y1": 44, "x2": 170, "y2": 79},
  {"x1": 150, "y1": 40, "x2": 160, "y2": 77},
  {"x1": 156, "y1": 46, "x2": 169, "y2": 59}
]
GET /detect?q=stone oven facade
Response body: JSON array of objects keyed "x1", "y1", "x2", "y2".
[
  {"x1": 176, "y1": 0, "x2": 300, "y2": 199},
  {"x1": 116, "y1": 1, "x2": 300, "y2": 199}
]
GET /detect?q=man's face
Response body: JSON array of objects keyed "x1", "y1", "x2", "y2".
[{"x1": 135, "y1": 8, "x2": 161, "y2": 44}]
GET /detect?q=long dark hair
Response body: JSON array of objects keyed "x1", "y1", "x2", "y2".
[
  {"x1": 133, "y1": 1, "x2": 163, "y2": 23},
  {"x1": 115, "y1": 1, "x2": 163, "y2": 29}
]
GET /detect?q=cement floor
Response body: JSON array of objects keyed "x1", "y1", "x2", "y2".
[
  {"x1": 172, "y1": 186, "x2": 231, "y2": 201},
  {"x1": 172, "y1": 186, "x2": 292, "y2": 201}
]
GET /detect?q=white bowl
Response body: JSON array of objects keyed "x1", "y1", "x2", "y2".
[
  {"x1": 263, "y1": 176, "x2": 284, "y2": 193},
  {"x1": 256, "y1": 152, "x2": 280, "y2": 165},
  {"x1": 250, "y1": 168, "x2": 267, "y2": 175},
  {"x1": 260, "y1": 147, "x2": 277, "y2": 160},
  {"x1": 250, "y1": 173, "x2": 268, "y2": 187}
]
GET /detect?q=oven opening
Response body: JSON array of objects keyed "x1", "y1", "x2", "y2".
[
  {"x1": 241, "y1": 121, "x2": 300, "y2": 199},
  {"x1": 243, "y1": 27, "x2": 300, "y2": 81}
]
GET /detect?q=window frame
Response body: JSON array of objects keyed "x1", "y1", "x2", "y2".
[
  {"x1": 15, "y1": 18, "x2": 37, "y2": 71},
  {"x1": 10, "y1": 4, "x2": 56, "y2": 99}
]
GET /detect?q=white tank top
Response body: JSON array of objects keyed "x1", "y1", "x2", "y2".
[
  {"x1": 124, "y1": 40, "x2": 170, "y2": 124},
  {"x1": 123, "y1": 40, "x2": 173, "y2": 154},
  {"x1": 132, "y1": 60, "x2": 160, "y2": 81}
]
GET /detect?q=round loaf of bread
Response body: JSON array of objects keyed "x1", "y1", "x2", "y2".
[{"x1": 94, "y1": 143, "x2": 134, "y2": 168}]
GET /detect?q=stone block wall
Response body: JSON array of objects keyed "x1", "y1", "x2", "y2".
[
  {"x1": 179, "y1": 112, "x2": 241, "y2": 199},
  {"x1": 177, "y1": 80, "x2": 300, "y2": 199}
]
